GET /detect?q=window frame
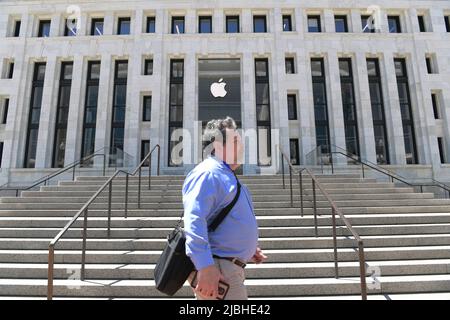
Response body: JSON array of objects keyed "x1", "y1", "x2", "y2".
[
  {"x1": 226, "y1": 15, "x2": 240, "y2": 33},
  {"x1": 91, "y1": 18, "x2": 104, "y2": 36},
  {"x1": 38, "y1": 20, "x2": 51, "y2": 37},
  {"x1": 307, "y1": 15, "x2": 322, "y2": 33},
  {"x1": 334, "y1": 15, "x2": 349, "y2": 33},
  {"x1": 142, "y1": 95, "x2": 152, "y2": 122},
  {"x1": 287, "y1": 94, "x2": 298, "y2": 120},
  {"x1": 171, "y1": 16, "x2": 185, "y2": 34},
  {"x1": 282, "y1": 14, "x2": 293, "y2": 32},
  {"x1": 146, "y1": 16, "x2": 156, "y2": 33},
  {"x1": 117, "y1": 17, "x2": 131, "y2": 35},
  {"x1": 253, "y1": 15, "x2": 267, "y2": 33},
  {"x1": 388, "y1": 15, "x2": 402, "y2": 33},
  {"x1": 198, "y1": 16, "x2": 212, "y2": 33}
]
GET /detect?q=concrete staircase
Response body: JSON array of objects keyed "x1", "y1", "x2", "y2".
[{"x1": 0, "y1": 173, "x2": 450, "y2": 299}]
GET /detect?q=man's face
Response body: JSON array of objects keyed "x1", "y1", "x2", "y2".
[{"x1": 215, "y1": 128, "x2": 244, "y2": 165}]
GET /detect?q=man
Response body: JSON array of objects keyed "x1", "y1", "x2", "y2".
[{"x1": 183, "y1": 117, "x2": 267, "y2": 300}]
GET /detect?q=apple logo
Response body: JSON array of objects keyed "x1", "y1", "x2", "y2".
[{"x1": 210, "y1": 78, "x2": 227, "y2": 98}]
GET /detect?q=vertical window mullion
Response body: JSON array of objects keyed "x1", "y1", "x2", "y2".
[{"x1": 168, "y1": 60, "x2": 184, "y2": 167}]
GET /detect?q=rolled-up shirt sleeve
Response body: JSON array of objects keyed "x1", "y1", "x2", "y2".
[{"x1": 183, "y1": 171, "x2": 219, "y2": 271}]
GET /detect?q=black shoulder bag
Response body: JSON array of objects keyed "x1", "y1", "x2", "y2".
[{"x1": 154, "y1": 175, "x2": 241, "y2": 296}]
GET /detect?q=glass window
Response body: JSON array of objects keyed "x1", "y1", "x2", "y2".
[
  {"x1": 438, "y1": 138, "x2": 446, "y2": 164},
  {"x1": 388, "y1": 16, "x2": 401, "y2": 33},
  {"x1": 7, "y1": 62, "x2": 14, "y2": 79},
  {"x1": 308, "y1": 16, "x2": 321, "y2": 32},
  {"x1": 172, "y1": 17, "x2": 185, "y2": 34},
  {"x1": 311, "y1": 59, "x2": 324, "y2": 77},
  {"x1": 64, "y1": 19, "x2": 77, "y2": 36},
  {"x1": 118, "y1": 17, "x2": 130, "y2": 35},
  {"x1": 141, "y1": 140, "x2": 150, "y2": 165},
  {"x1": 394, "y1": 59, "x2": 406, "y2": 77},
  {"x1": 253, "y1": 15, "x2": 267, "y2": 33},
  {"x1": 425, "y1": 57, "x2": 433, "y2": 74},
  {"x1": 35, "y1": 64, "x2": 46, "y2": 81},
  {"x1": 38, "y1": 20, "x2": 51, "y2": 37},
  {"x1": 335, "y1": 15, "x2": 348, "y2": 32},
  {"x1": 283, "y1": 15, "x2": 292, "y2": 31},
  {"x1": 115, "y1": 61, "x2": 128, "y2": 79},
  {"x1": 144, "y1": 59, "x2": 153, "y2": 75},
  {"x1": 14, "y1": 20, "x2": 21, "y2": 37},
  {"x1": 256, "y1": 83, "x2": 270, "y2": 105},
  {"x1": 361, "y1": 15, "x2": 375, "y2": 33},
  {"x1": 285, "y1": 57, "x2": 295, "y2": 74},
  {"x1": 53, "y1": 128, "x2": 67, "y2": 168},
  {"x1": 171, "y1": 61, "x2": 184, "y2": 78},
  {"x1": 418, "y1": 16, "x2": 426, "y2": 32},
  {"x1": 143, "y1": 96, "x2": 152, "y2": 121},
  {"x1": 2, "y1": 99, "x2": 9, "y2": 124},
  {"x1": 339, "y1": 59, "x2": 351, "y2": 77},
  {"x1": 61, "y1": 63, "x2": 73, "y2": 80},
  {"x1": 289, "y1": 139, "x2": 299, "y2": 165},
  {"x1": 431, "y1": 94, "x2": 440, "y2": 119},
  {"x1": 312, "y1": 83, "x2": 326, "y2": 106},
  {"x1": 146, "y1": 17, "x2": 156, "y2": 33},
  {"x1": 199, "y1": 16, "x2": 212, "y2": 33},
  {"x1": 226, "y1": 16, "x2": 239, "y2": 33},
  {"x1": 445, "y1": 16, "x2": 450, "y2": 32},
  {"x1": 114, "y1": 84, "x2": 127, "y2": 106},
  {"x1": 367, "y1": 60, "x2": 378, "y2": 76},
  {"x1": 59, "y1": 86, "x2": 71, "y2": 108},
  {"x1": 255, "y1": 60, "x2": 268, "y2": 77},
  {"x1": 91, "y1": 18, "x2": 104, "y2": 36},
  {"x1": 287, "y1": 94, "x2": 297, "y2": 120},
  {"x1": 25, "y1": 128, "x2": 39, "y2": 168},
  {"x1": 88, "y1": 61, "x2": 101, "y2": 80}
]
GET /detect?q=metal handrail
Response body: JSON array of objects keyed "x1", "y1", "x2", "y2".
[
  {"x1": 47, "y1": 144, "x2": 161, "y2": 300},
  {"x1": 0, "y1": 151, "x2": 107, "y2": 197},
  {"x1": 278, "y1": 145, "x2": 368, "y2": 300},
  {"x1": 328, "y1": 149, "x2": 450, "y2": 197}
]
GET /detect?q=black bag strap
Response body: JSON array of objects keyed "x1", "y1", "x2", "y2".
[{"x1": 207, "y1": 175, "x2": 241, "y2": 232}]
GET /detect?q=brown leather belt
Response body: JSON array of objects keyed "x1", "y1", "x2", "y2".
[{"x1": 213, "y1": 255, "x2": 247, "y2": 269}]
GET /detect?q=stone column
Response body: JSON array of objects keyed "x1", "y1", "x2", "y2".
[
  {"x1": 381, "y1": 52, "x2": 406, "y2": 165},
  {"x1": 35, "y1": 56, "x2": 58, "y2": 168},
  {"x1": 94, "y1": 54, "x2": 113, "y2": 166},
  {"x1": 182, "y1": 52, "x2": 197, "y2": 171},
  {"x1": 241, "y1": 51, "x2": 258, "y2": 174},
  {"x1": 241, "y1": 9, "x2": 252, "y2": 33},
  {"x1": 103, "y1": 11, "x2": 114, "y2": 36},
  {"x1": 49, "y1": 13, "x2": 61, "y2": 37},
  {"x1": 323, "y1": 9, "x2": 335, "y2": 33},
  {"x1": 350, "y1": 9, "x2": 362, "y2": 33},
  {"x1": 326, "y1": 51, "x2": 346, "y2": 156},
  {"x1": 64, "y1": 55, "x2": 85, "y2": 165},
  {"x1": 213, "y1": 9, "x2": 224, "y2": 33},
  {"x1": 354, "y1": 52, "x2": 377, "y2": 163}
]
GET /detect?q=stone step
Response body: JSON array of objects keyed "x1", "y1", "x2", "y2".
[
  {"x1": 1, "y1": 258, "x2": 449, "y2": 279},
  {"x1": 5, "y1": 193, "x2": 436, "y2": 204},
  {"x1": 1, "y1": 199, "x2": 448, "y2": 210},
  {"x1": 2, "y1": 245, "x2": 450, "y2": 264},
  {"x1": 1, "y1": 223, "x2": 450, "y2": 238},
  {"x1": 1, "y1": 206, "x2": 449, "y2": 217},
  {"x1": 1, "y1": 234, "x2": 450, "y2": 250},
  {"x1": 31, "y1": 186, "x2": 418, "y2": 197},
  {"x1": 2, "y1": 274, "x2": 450, "y2": 297},
  {"x1": 2, "y1": 214, "x2": 450, "y2": 228}
]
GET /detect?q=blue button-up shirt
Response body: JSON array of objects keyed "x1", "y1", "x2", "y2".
[{"x1": 183, "y1": 156, "x2": 259, "y2": 271}]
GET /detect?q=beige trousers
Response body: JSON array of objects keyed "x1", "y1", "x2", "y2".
[{"x1": 188, "y1": 257, "x2": 248, "y2": 300}]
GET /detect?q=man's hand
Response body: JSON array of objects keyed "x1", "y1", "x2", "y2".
[
  {"x1": 194, "y1": 264, "x2": 225, "y2": 299},
  {"x1": 250, "y1": 247, "x2": 267, "y2": 264}
]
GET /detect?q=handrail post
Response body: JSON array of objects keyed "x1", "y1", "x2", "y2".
[
  {"x1": 102, "y1": 154, "x2": 106, "y2": 176},
  {"x1": 299, "y1": 171, "x2": 304, "y2": 217},
  {"x1": 358, "y1": 241, "x2": 368, "y2": 300},
  {"x1": 157, "y1": 146, "x2": 160, "y2": 176},
  {"x1": 107, "y1": 183, "x2": 112, "y2": 237},
  {"x1": 289, "y1": 165, "x2": 293, "y2": 207},
  {"x1": 81, "y1": 208, "x2": 88, "y2": 281},
  {"x1": 73, "y1": 165, "x2": 76, "y2": 181},
  {"x1": 331, "y1": 153, "x2": 334, "y2": 174},
  {"x1": 361, "y1": 163, "x2": 365, "y2": 179},
  {"x1": 331, "y1": 207, "x2": 339, "y2": 279},
  {"x1": 138, "y1": 167, "x2": 142, "y2": 209},
  {"x1": 281, "y1": 152, "x2": 285, "y2": 189},
  {"x1": 148, "y1": 155, "x2": 152, "y2": 190},
  {"x1": 312, "y1": 179, "x2": 318, "y2": 237},
  {"x1": 125, "y1": 174, "x2": 129, "y2": 219},
  {"x1": 420, "y1": 185, "x2": 423, "y2": 193},
  {"x1": 47, "y1": 245, "x2": 55, "y2": 300}
]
